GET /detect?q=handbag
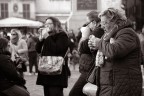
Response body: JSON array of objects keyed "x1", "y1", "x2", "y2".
[
  {"x1": 14, "y1": 54, "x2": 27, "y2": 72},
  {"x1": 38, "y1": 56, "x2": 64, "y2": 75},
  {"x1": 83, "y1": 82, "x2": 98, "y2": 96},
  {"x1": 38, "y1": 48, "x2": 69, "y2": 75},
  {"x1": 83, "y1": 66, "x2": 100, "y2": 96}
]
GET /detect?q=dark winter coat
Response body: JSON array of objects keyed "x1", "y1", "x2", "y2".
[
  {"x1": 96, "y1": 23, "x2": 143, "y2": 96},
  {"x1": 79, "y1": 27, "x2": 104, "y2": 73},
  {"x1": 0, "y1": 53, "x2": 26, "y2": 91},
  {"x1": 36, "y1": 31, "x2": 69, "y2": 88}
]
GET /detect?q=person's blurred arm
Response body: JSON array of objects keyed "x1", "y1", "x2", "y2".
[
  {"x1": 89, "y1": 29, "x2": 138, "y2": 59},
  {"x1": 27, "y1": 38, "x2": 31, "y2": 49},
  {"x1": 35, "y1": 38, "x2": 44, "y2": 54},
  {"x1": 17, "y1": 40, "x2": 28, "y2": 54},
  {"x1": 78, "y1": 26, "x2": 91, "y2": 51}
]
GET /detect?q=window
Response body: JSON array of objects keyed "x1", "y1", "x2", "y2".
[
  {"x1": 0, "y1": 3, "x2": 8, "y2": 19},
  {"x1": 77, "y1": 0, "x2": 97, "y2": 10},
  {"x1": 23, "y1": 4, "x2": 30, "y2": 19}
]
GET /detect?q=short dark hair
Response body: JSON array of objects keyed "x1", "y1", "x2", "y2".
[{"x1": 87, "y1": 10, "x2": 100, "y2": 23}]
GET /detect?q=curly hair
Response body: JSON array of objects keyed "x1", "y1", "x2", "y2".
[
  {"x1": 46, "y1": 17, "x2": 64, "y2": 33},
  {"x1": 99, "y1": 7, "x2": 127, "y2": 27}
]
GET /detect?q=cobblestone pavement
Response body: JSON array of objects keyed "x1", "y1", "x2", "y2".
[{"x1": 24, "y1": 65, "x2": 80, "y2": 96}]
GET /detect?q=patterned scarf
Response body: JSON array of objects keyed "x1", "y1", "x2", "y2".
[{"x1": 95, "y1": 50, "x2": 104, "y2": 67}]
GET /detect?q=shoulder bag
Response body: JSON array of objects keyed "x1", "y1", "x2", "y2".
[
  {"x1": 83, "y1": 66, "x2": 100, "y2": 96},
  {"x1": 38, "y1": 47, "x2": 69, "y2": 75}
]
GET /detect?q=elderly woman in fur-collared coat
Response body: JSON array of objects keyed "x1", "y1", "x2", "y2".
[{"x1": 88, "y1": 8, "x2": 143, "y2": 96}]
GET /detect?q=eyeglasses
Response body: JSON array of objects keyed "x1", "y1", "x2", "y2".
[
  {"x1": 44, "y1": 23, "x2": 53, "y2": 27},
  {"x1": 86, "y1": 20, "x2": 94, "y2": 26},
  {"x1": 100, "y1": 21, "x2": 110, "y2": 26},
  {"x1": 11, "y1": 33, "x2": 17, "y2": 36}
]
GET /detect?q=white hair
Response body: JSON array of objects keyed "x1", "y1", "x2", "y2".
[{"x1": 99, "y1": 7, "x2": 127, "y2": 22}]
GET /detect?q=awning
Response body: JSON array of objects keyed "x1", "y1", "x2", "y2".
[{"x1": 0, "y1": 17, "x2": 43, "y2": 28}]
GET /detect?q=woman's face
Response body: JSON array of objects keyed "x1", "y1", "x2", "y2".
[
  {"x1": 100, "y1": 16, "x2": 113, "y2": 32},
  {"x1": 44, "y1": 19, "x2": 54, "y2": 31},
  {"x1": 11, "y1": 31, "x2": 18, "y2": 39}
]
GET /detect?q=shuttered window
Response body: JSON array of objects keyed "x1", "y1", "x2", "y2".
[
  {"x1": 23, "y1": 4, "x2": 30, "y2": 19},
  {"x1": 0, "y1": 3, "x2": 8, "y2": 19}
]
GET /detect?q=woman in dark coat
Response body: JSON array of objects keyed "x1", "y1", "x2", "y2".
[
  {"x1": 88, "y1": 8, "x2": 143, "y2": 96},
  {"x1": 36, "y1": 17, "x2": 69, "y2": 96},
  {"x1": 0, "y1": 38, "x2": 29, "y2": 96},
  {"x1": 69, "y1": 11, "x2": 104, "y2": 96}
]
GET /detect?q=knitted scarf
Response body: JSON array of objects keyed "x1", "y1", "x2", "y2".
[{"x1": 95, "y1": 25, "x2": 118, "y2": 67}]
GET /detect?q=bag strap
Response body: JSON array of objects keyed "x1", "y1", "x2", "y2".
[{"x1": 63, "y1": 48, "x2": 70, "y2": 59}]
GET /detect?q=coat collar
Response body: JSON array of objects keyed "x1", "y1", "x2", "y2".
[{"x1": 104, "y1": 20, "x2": 133, "y2": 41}]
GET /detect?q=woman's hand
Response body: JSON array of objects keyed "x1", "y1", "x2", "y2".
[
  {"x1": 88, "y1": 35, "x2": 100, "y2": 50},
  {"x1": 38, "y1": 28, "x2": 50, "y2": 41},
  {"x1": 80, "y1": 26, "x2": 91, "y2": 39}
]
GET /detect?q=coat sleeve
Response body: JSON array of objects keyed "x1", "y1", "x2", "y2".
[
  {"x1": 35, "y1": 39, "x2": 44, "y2": 54},
  {"x1": 96, "y1": 28, "x2": 138, "y2": 59},
  {"x1": 79, "y1": 39, "x2": 91, "y2": 54},
  {"x1": 17, "y1": 40, "x2": 28, "y2": 54}
]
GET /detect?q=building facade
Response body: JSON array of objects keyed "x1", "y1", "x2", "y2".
[
  {"x1": 0, "y1": 0, "x2": 36, "y2": 20},
  {"x1": 35, "y1": 0, "x2": 71, "y2": 30},
  {"x1": 1, "y1": 0, "x2": 135, "y2": 34},
  {"x1": 68, "y1": 0, "x2": 100, "y2": 35}
]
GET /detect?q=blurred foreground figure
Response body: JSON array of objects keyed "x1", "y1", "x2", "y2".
[
  {"x1": 88, "y1": 7, "x2": 143, "y2": 96},
  {"x1": 0, "y1": 38, "x2": 29, "y2": 96}
]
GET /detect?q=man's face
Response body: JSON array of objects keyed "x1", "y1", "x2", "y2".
[{"x1": 86, "y1": 17, "x2": 96, "y2": 31}]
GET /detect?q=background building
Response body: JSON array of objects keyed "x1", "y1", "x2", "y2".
[
  {"x1": 0, "y1": 0, "x2": 36, "y2": 20},
  {"x1": 35, "y1": 0, "x2": 71, "y2": 31},
  {"x1": 68, "y1": 0, "x2": 99, "y2": 35},
  {"x1": 0, "y1": 0, "x2": 143, "y2": 34}
]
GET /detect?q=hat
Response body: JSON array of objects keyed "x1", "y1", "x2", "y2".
[{"x1": 0, "y1": 38, "x2": 8, "y2": 49}]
